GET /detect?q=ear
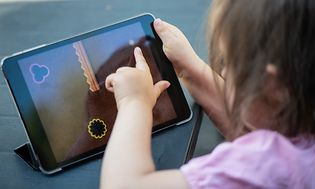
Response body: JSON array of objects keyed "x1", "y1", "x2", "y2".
[
  {"x1": 240, "y1": 64, "x2": 288, "y2": 131},
  {"x1": 264, "y1": 64, "x2": 282, "y2": 103},
  {"x1": 263, "y1": 63, "x2": 290, "y2": 112},
  {"x1": 266, "y1": 63, "x2": 278, "y2": 77}
]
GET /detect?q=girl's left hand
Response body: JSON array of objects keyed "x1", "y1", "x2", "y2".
[{"x1": 105, "y1": 47, "x2": 170, "y2": 110}]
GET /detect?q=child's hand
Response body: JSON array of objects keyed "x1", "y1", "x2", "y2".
[
  {"x1": 105, "y1": 47, "x2": 170, "y2": 110},
  {"x1": 154, "y1": 19, "x2": 235, "y2": 139},
  {"x1": 154, "y1": 18, "x2": 203, "y2": 79}
]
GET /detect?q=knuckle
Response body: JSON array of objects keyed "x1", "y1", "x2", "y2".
[
  {"x1": 105, "y1": 74, "x2": 113, "y2": 82},
  {"x1": 116, "y1": 67, "x2": 129, "y2": 73}
]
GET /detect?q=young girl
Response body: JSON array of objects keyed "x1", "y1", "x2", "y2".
[{"x1": 101, "y1": 0, "x2": 315, "y2": 188}]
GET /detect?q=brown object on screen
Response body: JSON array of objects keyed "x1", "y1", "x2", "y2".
[{"x1": 65, "y1": 39, "x2": 177, "y2": 160}]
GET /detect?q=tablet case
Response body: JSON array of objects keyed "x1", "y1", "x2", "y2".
[{"x1": 14, "y1": 143, "x2": 39, "y2": 171}]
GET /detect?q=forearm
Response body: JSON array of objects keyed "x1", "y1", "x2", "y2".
[
  {"x1": 182, "y1": 57, "x2": 234, "y2": 140},
  {"x1": 100, "y1": 101, "x2": 155, "y2": 189}
]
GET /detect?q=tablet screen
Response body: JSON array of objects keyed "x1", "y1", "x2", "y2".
[{"x1": 16, "y1": 22, "x2": 177, "y2": 163}]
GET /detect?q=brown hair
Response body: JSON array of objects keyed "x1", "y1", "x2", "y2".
[{"x1": 208, "y1": 0, "x2": 315, "y2": 138}]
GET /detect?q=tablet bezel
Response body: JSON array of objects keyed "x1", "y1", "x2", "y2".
[{"x1": 1, "y1": 13, "x2": 191, "y2": 174}]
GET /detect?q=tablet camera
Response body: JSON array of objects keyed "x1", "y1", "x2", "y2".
[
  {"x1": 128, "y1": 39, "x2": 135, "y2": 46},
  {"x1": 88, "y1": 118, "x2": 107, "y2": 139},
  {"x1": 29, "y1": 63, "x2": 50, "y2": 84}
]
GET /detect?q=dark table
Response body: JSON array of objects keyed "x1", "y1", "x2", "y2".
[{"x1": 0, "y1": 0, "x2": 211, "y2": 188}]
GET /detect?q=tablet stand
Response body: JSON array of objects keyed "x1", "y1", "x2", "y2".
[{"x1": 14, "y1": 143, "x2": 40, "y2": 171}]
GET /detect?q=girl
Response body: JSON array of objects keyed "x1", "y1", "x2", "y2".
[{"x1": 101, "y1": 0, "x2": 315, "y2": 188}]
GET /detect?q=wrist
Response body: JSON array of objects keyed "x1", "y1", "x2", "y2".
[
  {"x1": 181, "y1": 55, "x2": 208, "y2": 84},
  {"x1": 117, "y1": 98, "x2": 153, "y2": 112},
  {"x1": 116, "y1": 99, "x2": 153, "y2": 129}
]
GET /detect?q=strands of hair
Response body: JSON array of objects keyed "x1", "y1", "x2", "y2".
[{"x1": 208, "y1": 0, "x2": 315, "y2": 138}]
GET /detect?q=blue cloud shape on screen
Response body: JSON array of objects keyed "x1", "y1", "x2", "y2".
[{"x1": 29, "y1": 64, "x2": 50, "y2": 84}]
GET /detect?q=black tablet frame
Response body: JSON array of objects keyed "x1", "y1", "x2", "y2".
[{"x1": 1, "y1": 13, "x2": 191, "y2": 174}]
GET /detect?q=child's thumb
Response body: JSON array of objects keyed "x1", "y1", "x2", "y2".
[
  {"x1": 154, "y1": 80, "x2": 170, "y2": 99},
  {"x1": 154, "y1": 19, "x2": 172, "y2": 44}
]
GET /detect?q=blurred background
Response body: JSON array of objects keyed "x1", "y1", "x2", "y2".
[{"x1": 0, "y1": 0, "x2": 223, "y2": 158}]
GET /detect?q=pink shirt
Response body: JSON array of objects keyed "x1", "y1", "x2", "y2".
[{"x1": 180, "y1": 130, "x2": 315, "y2": 189}]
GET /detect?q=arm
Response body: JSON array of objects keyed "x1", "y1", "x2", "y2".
[
  {"x1": 100, "y1": 47, "x2": 189, "y2": 189},
  {"x1": 154, "y1": 19, "x2": 234, "y2": 140},
  {"x1": 183, "y1": 58, "x2": 234, "y2": 140}
]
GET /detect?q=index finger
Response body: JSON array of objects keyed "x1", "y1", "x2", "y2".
[{"x1": 134, "y1": 47, "x2": 150, "y2": 72}]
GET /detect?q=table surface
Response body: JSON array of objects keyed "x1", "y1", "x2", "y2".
[{"x1": 0, "y1": 0, "x2": 211, "y2": 188}]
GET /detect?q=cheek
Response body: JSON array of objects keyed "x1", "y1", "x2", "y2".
[
  {"x1": 228, "y1": 90, "x2": 235, "y2": 112},
  {"x1": 221, "y1": 66, "x2": 227, "y2": 79},
  {"x1": 225, "y1": 79, "x2": 235, "y2": 111}
]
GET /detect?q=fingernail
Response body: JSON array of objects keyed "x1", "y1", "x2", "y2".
[
  {"x1": 135, "y1": 47, "x2": 142, "y2": 55},
  {"x1": 166, "y1": 82, "x2": 171, "y2": 88},
  {"x1": 155, "y1": 18, "x2": 162, "y2": 27}
]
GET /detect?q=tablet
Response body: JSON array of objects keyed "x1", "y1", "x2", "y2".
[{"x1": 1, "y1": 13, "x2": 192, "y2": 174}]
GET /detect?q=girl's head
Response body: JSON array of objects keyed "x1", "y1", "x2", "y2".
[{"x1": 208, "y1": 0, "x2": 315, "y2": 138}]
